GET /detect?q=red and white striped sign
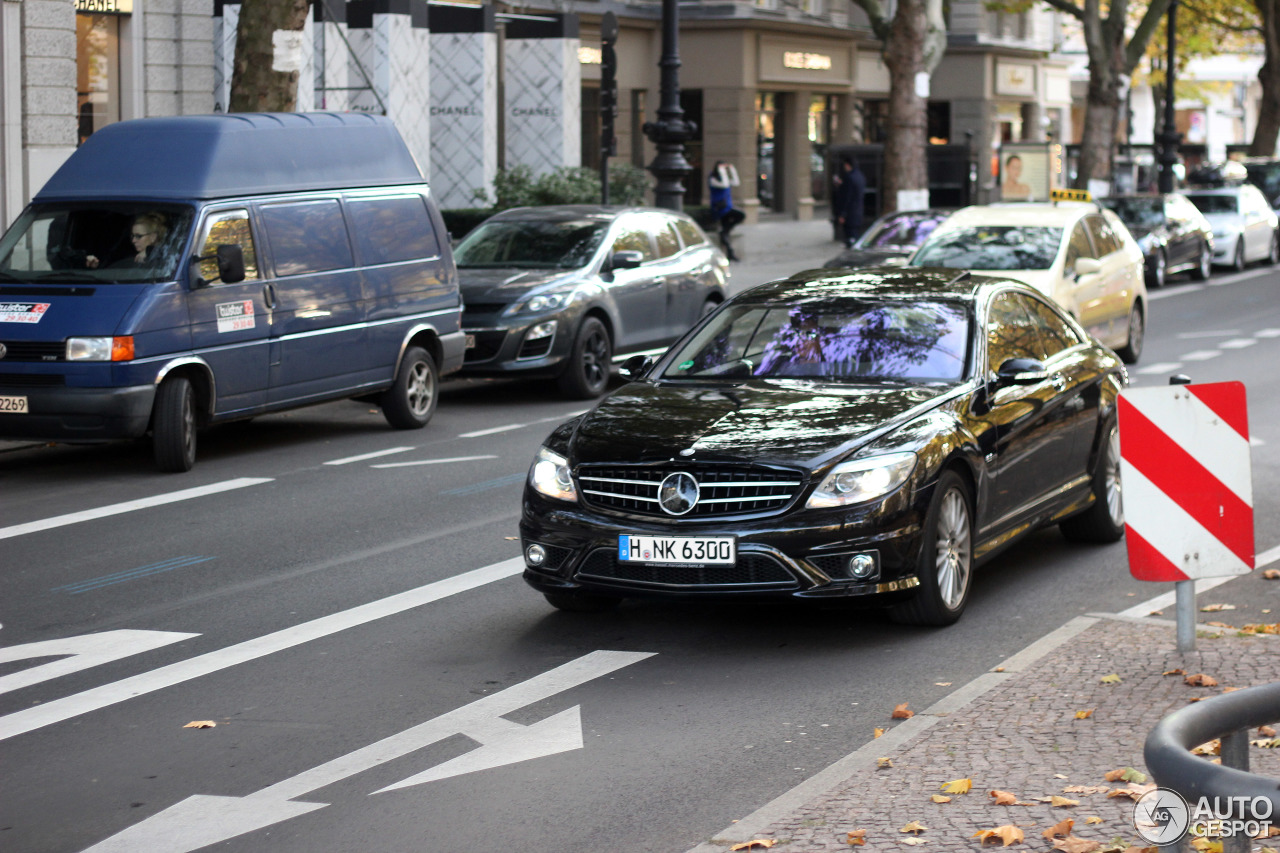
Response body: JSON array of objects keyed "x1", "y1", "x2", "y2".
[{"x1": 1117, "y1": 382, "x2": 1254, "y2": 581}]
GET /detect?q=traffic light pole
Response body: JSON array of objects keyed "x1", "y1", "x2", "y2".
[{"x1": 600, "y1": 12, "x2": 618, "y2": 205}]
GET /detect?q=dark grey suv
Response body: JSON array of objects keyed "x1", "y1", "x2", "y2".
[{"x1": 455, "y1": 206, "x2": 729, "y2": 398}]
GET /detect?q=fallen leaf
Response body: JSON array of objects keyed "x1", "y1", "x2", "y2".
[
  {"x1": 1259, "y1": 725, "x2": 1277, "y2": 737},
  {"x1": 973, "y1": 825, "x2": 1024, "y2": 846},
  {"x1": 846, "y1": 829, "x2": 867, "y2": 846},
  {"x1": 1043, "y1": 818, "x2": 1075, "y2": 839},
  {"x1": 1107, "y1": 783, "x2": 1157, "y2": 801},
  {"x1": 730, "y1": 841, "x2": 776, "y2": 851},
  {"x1": 1188, "y1": 697, "x2": 1205, "y2": 703},
  {"x1": 1075, "y1": 709, "x2": 1094, "y2": 720},
  {"x1": 935, "y1": 682, "x2": 952, "y2": 686},
  {"x1": 891, "y1": 702, "x2": 914, "y2": 719},
  {"x1": 1085, "y1": 816, "x2": 1104, "y2": 825},
  {"x1": 503, "y1": 536, "x2": 519, "y2": 541},
  {"x1": 1063, "y1": 785, "x2": 1110, "y2": 795},
  {"x1": 183, "y1": 720, "x2": 216, "y2": 729},
  {"x1": 1054, "y1": 774, "x2": 1069, "y2": 780},
  {"x1": 931, "y1": 795, "x2": 952, "y2": 804},
  {"x1": 993, "y1": 666, "x2": 1006, "y2": 672},
  {"x1": 1252, "y1": 738, "x2": 1280, "y2": 748},
  {"x1": 1052, "y1": 835, "x2": 1101, "y2": 853},
  {"x1": 1191, "y1": 740, "x2": 1220, "y2": 756},
  {"x1": 1103, "y1": 767, "x2": 1146, "y2": 784},
  {"x1": 1162, "y1": 668, "x2": 1186, "y2": 676},
  {"x1": 901, "y1": 838, "x2": 929, "y2": 846},
  {"x1": 1184, "y1": 673, "x2": 1219, "y2": 687},
  {"x1": 1242, "y1": 623, "x2": 1280, "y2": 634},
  {"x1": 1223, "y1": 686, "x2": 1242, "y2": 692},
  {"x1": 1205, "y1": 621, "x2": 1235, "y2": 629},
  {"x1": 877, "y1": 757, "x2": 894, "y2": 768},
  {"x1": 1148, "y1": 609, "x2": 1164, "y2": 616},
  {"x1": 1263, "y1": 569, "x2": 1280, "y2": 580},
  {"x1": 940, "y1": 778, "x2": 973, "y2": 794},
  {"x1": 1200, "y1": 603, "x2": 1236, "y2": 612},
  {"x1": 1050, "y1": 796, "x2": 1080, "y2": 807},
  {"x1": 1189, "y1": 839, "x2": 1223, "y2": 853},
  {"x1": 874, "y1": 727, "x2": 886, "y2": 738},
  {"x1": 900, "y1": 820, "x2": 927, "y2": 835},
  {"x1": 989, "y1": 789, "x2": 1019, "y2": 805},
  {"x1": 1100, "y1": 673, "x2": 1122, "y2": 684}
]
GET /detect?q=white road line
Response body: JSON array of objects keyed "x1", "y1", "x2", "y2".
[
  {"x1": 1134, "y1": 362, "x2": 1183, "y2": 375},
  {"x1": 1219, "y1": 338, "x2": 1258, "y2": 349},
  {"x1": 1116, "y1": 543, "x2": 1280, "y2": 619},
  {"x1": 1208, "y1": 268, "x2": 1275, "y2": 286},
  {"x1": 372, "y1": 454, "x2": 498, "y2": 469},
  {"x1": 1148, "y1": 285, "x2": 1202, "y2": 301},
  {"x1": 1251, "y1": 436, "x2": 1267, "y2": 447},
  {"x1": 1257, "y1": 328, "x2": 1280, "y2": 338},
  {"x1": 1176, "y1": 330, "x2": 1240, "y2": 339},
  {"x1": 1179, "y1": 350, "x2": 1221, "y2": 362},
  {"x1": 324, "y1": 447, "x2": 415, "y2": 466},
  {"x1": 460, "y1": 424, "x2": 525, "y2": 438},
  {"x1": 0, "y1": 557, "x2": 525, "y2": 741},
  {"x1": 0, "y1": 478, "x2": 274, "y2": 541}
]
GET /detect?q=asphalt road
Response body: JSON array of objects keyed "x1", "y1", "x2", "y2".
[{"x1": 1, "y1": 262, "x2": 1276, "y2": 853}]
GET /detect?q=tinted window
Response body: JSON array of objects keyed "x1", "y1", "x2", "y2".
[
  {"x1": 611, "y1": 222, "x2": 656, "y2": 261},
  {"x1": 1086, "y1": 215, "x2": 1122, "y2": 255},
  {"x1": 1022, "y1": 295, "x2": 1082, "y2": 358},
  {"x1": 199, "y1": 210, "x2": 259, "y2": 283},
  {"x1": 347, "y1": 196, "x2": 439, "y2": 265},
  {"x1": 1186, "y1": 194, "x2": 1239, "y2": 215},
  {"x1": 1063, "y1": 222, "x2": 1095, "y2": 271},
  {"x1": 986, "y1": 293, "x2": 1042, "y2": 370},
  {"x1": 654, "y1": 219, "x2": 681, "y2": 258},
  {"x1": 455, "y1": 218, "x2": 609, "y2": 269},
  {"x1": 674, "y1": 217, "x2": 707, "y2": 248},
  {"x1": 261, "y1": 200, "x2": 354, "y2": 276}
]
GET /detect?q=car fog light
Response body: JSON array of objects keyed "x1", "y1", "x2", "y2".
[
  {"x1": 526, "y1": 544, "x2": 547, "y2": 567},
  {"x1": 527, "y1": 321, "x2": 557, "y2": 341},
  {"x1": 847, "y1": 553, "x2": 877, "y2": 580}
]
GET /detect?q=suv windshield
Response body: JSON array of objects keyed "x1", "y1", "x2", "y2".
[
  {"x1": 912, "y1": 225, "x2": 1063, "y2": 270},
  {"x1": 1100, "y1": 197, "x2": 1164, "y2": 229},
  {"x1": 1185, "y1": 194, "x2": 1239, "y2": 215},
  {"x1": 454, "y1": 218, "x2": 610, "y2": 269},
  {"x1": 661, "y1": 299, "x2": 970, "y2": 383},
  {"x1": 858, "y1": 212, "x2": 949, "y2": 249},
  {"x1": 0, "y1": 203, "x2": 194, "y2": 283}
]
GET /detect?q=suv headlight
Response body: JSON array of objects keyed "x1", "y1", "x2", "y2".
[
  {"x1": 507, "y1": 290, "x2": 574, "y2": 315},
  {"x1": 806, "y1": 452, "x2": 917, "y2": 509},
  {"x1": 529, "y1": 446, "x2": 577, "y2": 502}
]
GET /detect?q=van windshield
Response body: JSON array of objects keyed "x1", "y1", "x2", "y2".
[{"x1": 0, "y1": 203, "x2": 195, "y2": 284}]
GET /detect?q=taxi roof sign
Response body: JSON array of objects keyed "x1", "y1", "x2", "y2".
[{"x1": 1050, "y1": 188, "x2": 1092, "y2": 203}]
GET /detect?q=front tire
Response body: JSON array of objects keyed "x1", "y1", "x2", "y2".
[
  {"x1": 153, "y1": 376, "x2": 197, "y2": 473},
  {"x1": 1115, "y1": 302, "x2": 1144, "y2": 364},
  {"x1": 890, "y1": 470, "x2": 973, "y2": 627},
  {"x1": 1146, "y1": 250, "x2": 1166, "y2": 288},
  {"x1": 381, "y1": 345, "x2": 438, "y2": 429},
  {"x1": 557, "y1": 316, "x2": 612, "y2": 399},
  {"x1": 1191, "y1": 239, "x2": 1212, "y2": 281},
  {"x1": 1060, "y1": 420, "x2": 1125, "y2": 543}
]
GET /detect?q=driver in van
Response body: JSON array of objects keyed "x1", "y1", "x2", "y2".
[{"x1": 114, "y1": 212, "x2": 168, "y2": 267}]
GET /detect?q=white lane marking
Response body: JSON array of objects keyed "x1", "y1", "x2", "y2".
[
  {"x1": 1176, "y1": 330, "x2": 1240, "y2": 339},
  {"x1": 460, "y1": 424, "x2": 524, "y2": 438},
  {"x1": 1219, "y1": 338, "x2": 1258, "y2": 349},
  {"x1": 1134, "y1": 362, "x2": 1184, "y2": 375},
  {"x1": 1208, "y1": 267, "x2": 1275, "y2": 286},
  {"x1": 81, "y1": 651, "x2": 655, "y2": 853},
  {"x1": 372, "y1": 454, "x2": 498, "y2": 469},
  {"x1": 0, "y1": 478, "x2": 274, "y2": 541},
  {"x1": 1252, "y1": 436, "x2": 1267, "y2": 447},
  {"x1": 0, "y1": 557, "x2": 525, "y2": 741},
  {"x1": 0, "y1": 630, "x2": 199, "y2": 695},
  {"x1": 1148, "y1": 285, "x2": 1202, "y2": 301},
  {"x1": 1179, "y1": 350, "x2": 1221, "y2": 362},
  {"x1": 324, "y1": 447, "x2": 415, "y2": 466},
  {"x1": 1256, "y1": 328, "x2": 1280, "y2": 338},
  {"x1": 1116, "y1": 543, "x2": 1280, "y2": 619}
]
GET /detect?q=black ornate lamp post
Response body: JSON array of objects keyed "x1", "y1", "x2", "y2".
[
  {"x1": 642, "y1": 0, "x2": 697, "y2": 211},
  {"x1": 1158, "y1": 0, "x2": 1181, "y2": 193}
]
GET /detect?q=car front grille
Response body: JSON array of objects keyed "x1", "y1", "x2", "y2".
[
  {"x1": 575, "y1": 548, "x2": 798, "y2": 589},
  {"x1": 464, "y1": 330, "x2": 507, "y2": 363},
  {"x1": 0, "y1": 341, "x2": 64, "y2": 362},
  {"x1": 576, "y1": 462, "x2": 804, "y2": 520},
  {"x1": 462, "y1": 303, "x2": 506, "y2": 318}
]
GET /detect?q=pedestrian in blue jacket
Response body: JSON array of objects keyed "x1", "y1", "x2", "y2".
[{"x1": 709, "y1": 161, "x2": 745, "y2": 261}]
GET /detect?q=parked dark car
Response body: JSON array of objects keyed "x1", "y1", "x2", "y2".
[
  {"x1": 824, "y1": 208, "x2": 953, "y2": 269},
  {"x1": 455, "y1": 206, "x2": 729, "y2": 398},
  {"x1": 1099, "y1": 193, "x2": 1214, "y2": 287},
  {"x1": 519, "y1": 267, "x2": 1128, "y2": 625}
]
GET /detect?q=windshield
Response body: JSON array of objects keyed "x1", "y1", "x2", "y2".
[
  {"x1": 1100, "y1": 197, "x2": 1163, "y2": 229},
  {"x1": 454, "y1": 218, "x2": 610, "y2": 269},
  {"x1": 1185, "y1": 194, "x2": 1239, "y2": 215},
  {"x1": 661, "y1": 300, "x2": 970, "y2": 383},
  {"x1": 857, "y1": 212, "x2": 949, "y2": 249},
  {"x1": 0, "y1": 203, "x2": 194, "y2": 283},
  {"x1": 912, "y1": 225, "x2": 1063, "y2": 270}
]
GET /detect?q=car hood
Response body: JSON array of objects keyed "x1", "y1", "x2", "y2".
[
  {"x1": 568, "y1": 380, "x2": 949, "y2": 469},
  {"x1": 823, "y1": 247, "x2": 913, "y2": 269},
  {"x1": 458, "y1": 268, "x2": 583, "y2": 303}
]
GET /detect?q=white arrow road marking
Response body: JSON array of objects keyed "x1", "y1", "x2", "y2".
[
  {"x1": 0, "y1": 630, "x2": 198, "y2": 695},
  {"x1": 80, "y1": 650, "x2": 655, "y2": 853}
]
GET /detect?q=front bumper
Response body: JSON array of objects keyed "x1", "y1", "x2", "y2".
[
  {"x1": 458, "y1": 312, "x2": 574, "y2": 380},
  {"x1": 0, "y1": 383, "x2": 155, "y2": 441},
  {"x1": 519, "y1": 488, "x2": 926, "y2": 604},
  {"x1": 1211, "y1": 232, "x2": 1239, "y2": 263}
]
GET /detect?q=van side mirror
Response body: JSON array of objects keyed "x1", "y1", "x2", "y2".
[{"x1": 216, "y1": 244, "x2": 246, "y2": 284}]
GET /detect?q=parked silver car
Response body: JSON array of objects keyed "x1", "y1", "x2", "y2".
[
  {"x1": 455, "y1": 206, "x2": 729, "y2": 398},
  {"x1": 1184, "y1": 184, "x2": 1280, "y2": 271}
]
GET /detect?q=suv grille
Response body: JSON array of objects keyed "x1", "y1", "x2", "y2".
[
  {"x1": 0, "y1": 341, "x2": 64, "y2": 362},
  {"x1": 577, "y1": 462, "x2": 804, "y2": 519},
  {"x1": 463, "y1": 303, "x2": 506, "y2": 318},
  {"x1": 576, "y1": 548, "x2": 797, "y2": 589}
]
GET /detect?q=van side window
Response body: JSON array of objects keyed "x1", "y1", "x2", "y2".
[
  {"x1": 199, "y1": 211, "x2": 259, "y2": 283},
  {"x1": 261, "y1": 200, "x2": 354, "y2": 276},
  {"x1": 346, "y1": 196, "x2": 440, "y2": 265}
]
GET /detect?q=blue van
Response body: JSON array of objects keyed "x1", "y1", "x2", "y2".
[{"x1": 0, "y1": 113, "x2": 464, "y2": 471}]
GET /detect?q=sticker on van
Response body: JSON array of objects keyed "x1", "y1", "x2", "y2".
[
  {"x1": 0, "y1": 302, "x2": 50, "y2": 324},
  {"x1": 215, "y1": 300, "x2": 256, "y2": 333}
]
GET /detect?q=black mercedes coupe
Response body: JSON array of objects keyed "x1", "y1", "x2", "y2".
[{"x1": 519, "y1": 267, "x2": 1129, "y2": 626}]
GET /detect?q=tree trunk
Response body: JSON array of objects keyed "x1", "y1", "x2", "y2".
[
  {"x1": 229, "y1": 0, "x2": 310, "y2": 113},
  {"x1": 1250, "y1": 0, "x2": 1280, "y2": 155},
  {"x1": 1075, "y1": 54, "x2": 1123, "y2": 189},
  {"x1": 882, "y1": 0, "x2": 929, "y2": 211}
]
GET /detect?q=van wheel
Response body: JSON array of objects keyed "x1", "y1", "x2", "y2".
[
  {"x1": 381, "y1": 346, "x2": 438, "y2": 429},
  {"x1": 153, "y1": 376, "x2": 197, "y2": 473},
  {"x1": 557, "y1": 316, "x2": 612, "y2": 399}
]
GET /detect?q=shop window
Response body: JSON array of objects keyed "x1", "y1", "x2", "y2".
[
  {"x1": 76, "y1": 13, "x2": 121, "y2": 145},
  {"x1": 927, "y1": 103, "x2": 951, "y2": 144},
  {"x1": 808, "y1": 95, "x2": 835, "y2": 202},
  {"x1": 756, "y1": 93, "x2": 779, "y2": 211}
]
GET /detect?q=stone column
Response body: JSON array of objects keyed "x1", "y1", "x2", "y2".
[
  {"x1": 429, "y1": 4, "x2": 497, "y2": 209},
  {"x1": 212, "y1": 0, "x2": 237, "y2": 112},
  {"x1": 503, "y1": 14, "x2": 580, "y2": 176}
]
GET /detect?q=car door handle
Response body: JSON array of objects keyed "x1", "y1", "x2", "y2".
[
  {"x1": 1051, "y1": 373, "x2": 1067, "y2": 391},
  {"x1": 263, "y1": 283, "x2": 277, "y2": 310}
]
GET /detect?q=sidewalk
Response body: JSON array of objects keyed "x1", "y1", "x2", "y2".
[
  {"x1": 725, "y1": 214, "x2": 843, "y2": 296},
  {"x1": 689, "y1": 570, "x2": 1280, "y2": 853}
]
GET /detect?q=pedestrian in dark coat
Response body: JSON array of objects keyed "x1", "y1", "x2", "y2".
[{"x1": 834, "y1": 156, "x2": 866, "y2": 248}]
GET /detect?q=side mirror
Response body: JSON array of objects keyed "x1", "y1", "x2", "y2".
[
  {"x1": 216, "y1": 244, "x2": 246, "y2": 284},
  {"x1": 1073, "y1": 257, "x2": 1102, "y2": 278},
  {"x1": 995, "y1": 357, "x2": 1048, "y2": 386},
  {"x1": 619, "y1": 354, "x2": 655, "y2": 381},
  {"x1": 607, "y1": 250, "x2": 644, "y2": 272}
]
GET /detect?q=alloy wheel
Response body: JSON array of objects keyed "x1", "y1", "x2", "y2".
[
  {"x1": 934, "y1": 488, "x2": 972, "y2": 610},
  {"x1": 1104, "y1": 426, "x2": 1123, "y2": 529},
  {"x1": 581, "y1": 327, "x2": 609, "y2": 389},
  {"x1": 406, "y1": 360, "x2": 435, "y2": 417}
]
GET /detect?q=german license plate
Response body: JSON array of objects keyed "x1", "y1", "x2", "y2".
[
  {"x1": 0, "y1": 395, "x2": 28, "y2": 414},
  {"x1": 465, "y1": 334, "x2": 476, "y2": 349},
  {"x1": 619, "y1": 534, "x2": 735, "y2": 566}
]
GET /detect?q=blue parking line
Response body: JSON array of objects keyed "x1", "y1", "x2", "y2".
[
  {"x1": 53, "y1": 556, "x2": 214, "y2": 594},
  {"x1": 442, "y1": 473, "x2": 527, "y2": 496}
]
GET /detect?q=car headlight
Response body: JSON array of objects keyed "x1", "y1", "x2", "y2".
[
  {"x1": 66, "y1": 336, "x2": 134, "y2": 361},
  {"x1": 529, "y1": 446, "x2": 577, "y2": 502},
  {"x1": 507, "y1": 290, "x2": 574, "y2": 315},
  {"x1": 806, "y1": 452, "x2": 917, "y2": 509}
]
